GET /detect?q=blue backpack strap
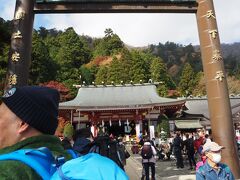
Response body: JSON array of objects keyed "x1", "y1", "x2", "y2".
[
  {"x1": 0, "y1": 148, "x2": 57, "y2": 180},
  {"x1": 66, "y1": 149, "x2": 79, "y2": 159}
]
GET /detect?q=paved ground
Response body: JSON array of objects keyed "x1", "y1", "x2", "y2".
[{"x1": 125, "y1": 145, "x2": 196, "y2": 180}]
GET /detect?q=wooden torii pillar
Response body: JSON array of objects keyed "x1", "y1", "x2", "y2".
[
  {"x1": 196, "y1": 0, "x2": 240, "y2": 177},
  {"x1": 5, "y1": 0, "x2": 35, "y2": 90}
]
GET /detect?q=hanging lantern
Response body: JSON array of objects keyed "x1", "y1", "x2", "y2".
[
  {"x1": 126, "y1": 119, "x2": 129, "y2": 132},
  {"x1": 119, "y1": 119, "x2": 121, "y2": 126},
  {"x1": 109, "y1": 119, "x2": 112, "y2": 127}
]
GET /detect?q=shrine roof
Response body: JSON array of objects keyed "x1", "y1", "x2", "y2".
[
  {"x1": 59, "y1": 83, "x2": 185, "y2": 111},
  {"x1": 184, "y1": 97, "x2": 240, "y2": 119}
]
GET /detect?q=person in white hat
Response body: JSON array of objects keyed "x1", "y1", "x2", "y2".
[{"x1": 196, "y1": 141, "x2": 235, "y2": 180}]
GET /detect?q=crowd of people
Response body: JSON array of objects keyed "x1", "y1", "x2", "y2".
[
  {"x1": 136, "y1": 129, "x2": 236, "y2": 180},
  {"x1": 0, "y1": 86, "x2": 128, "y2": 179},
  {"x1": 171, "y1": 130, "x2": 235, "y2": 179},
  {"x1": 0, "y1": 85, "x2": 237, "y2": 180},
  {"x1": 62, "y1": 128, "x2": 130, "y2": 171}
]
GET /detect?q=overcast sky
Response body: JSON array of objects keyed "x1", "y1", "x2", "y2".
[{"x1": 1, "y1": 0, "x2": 240, "y2": 46}]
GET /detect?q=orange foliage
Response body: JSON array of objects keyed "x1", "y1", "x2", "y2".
[
  {"x1": 40, "y1": 81, "x2": 72, "y2": 102},
  {"x1": 167, "y1": 90, "x2": 180, "y2": 98},
  {"x1": 55, "y1": 116, "x2": 70, "y2": 137},
  {"x1": 86, "y1": 54, "x2": 122, "y2": 67}
]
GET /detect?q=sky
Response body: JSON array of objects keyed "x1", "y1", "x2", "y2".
[{"x1": 1, "y1": 0, "x2": 240, "y2": 47}]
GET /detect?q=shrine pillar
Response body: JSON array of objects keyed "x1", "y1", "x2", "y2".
[{"x1": 5, "y1": 0, "x2": 35, "y2": 89}]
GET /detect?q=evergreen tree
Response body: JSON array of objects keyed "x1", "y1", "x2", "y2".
[
  {"x1": 129, "y1": 50, "x2": 149, "y2": 83},
  {"x1": 178, "y1": 63, "x2": 197, "y2": 96},
  {"x1": 56, "y1": 27, "x2": 91, "y2": 70},
  {"x1": 150, "y1": 57, "x2": 176, "y2": 89},
  {"x1": 54, "y1": 27, "x2": 91, "y2": 94},
  {"x1": 0, "y1": 18, "x2": 11, "y2": 96},
  {"x1": 93, "y1": 28, "x2": 123, "y2": 57},
  {"x1": 107, "y1": 56, "x2": 128, "y2": 84},
  {"x1": 156, "y1": 114, "x2": 170, "y2": 138},
  {"x1": 0, "y1": 45, "x2": 8, "y2": 96},
  {"x1": 29, "y1": 32, "x2": 57, "y2": 85},
  {"x1": 192, "y1": 71, "x2": 206, "y2": 96},
  {"x1": 38, "y1": 27, "x2": 49, "y2": 39},
  {"x1": 157, "y1": 84, "x2": 169, "y2": 97},
  {"x1": 44, "y1": 34, "x2": 61, "y2": 61},
  {"x1": 110, "y1": 48, "x2": 133, "y2": 84},
  {"x1": 88, "y1": 65, "x2": 99, "y2": 83},
  {"x1": 95, "y1": 66, "x2": 109, "y2": 84},
  {"x1": 80, "y1": 65, "x2": 95, "y2": 85},
  {"x1": 104, "y1": 28, "x2": 114, "y2": 37}
]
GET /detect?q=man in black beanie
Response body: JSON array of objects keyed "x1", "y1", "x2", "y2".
[{"x1": 0, "y1": 86, "x2": 69, "y2": 179}]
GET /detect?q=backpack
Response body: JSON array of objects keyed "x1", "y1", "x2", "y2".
[
  {"x1": 89, "y1": 136, "x2": 123, "y2": 169},
  {"x1": 186, "y1": 138, "x2": 194, "y2": 152},
  {"x1": 0, "y1": 147, "x2": 128, "y2": 180},
  {"x1": 141, "y1": 145, "x2": 153, "y2": 159}
]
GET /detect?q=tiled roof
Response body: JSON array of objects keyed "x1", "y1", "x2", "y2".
[
  {"x1": 185, "y1": 97, "x2": 240, "y2": 119},
  {"x1": 59, "y1": 84, "x2": 185, "y2": 111}
]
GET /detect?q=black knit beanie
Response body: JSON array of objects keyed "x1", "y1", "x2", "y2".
[{"x1": 2, "y1": 86, "x2": 60, "y2": 135}]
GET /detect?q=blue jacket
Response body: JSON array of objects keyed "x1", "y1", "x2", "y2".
[
  {"x1": 51, "y1": 153, "x2": 129, "y2": 180},
  {"x1": 196, "y1": 161, "x2": 235, "y2": 180}
]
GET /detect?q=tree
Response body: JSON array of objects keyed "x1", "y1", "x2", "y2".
[
  {"x1": 29, "y1": 32, "x2": 57, "y2": 85},
  {"x1": 93, "y1": 28, "x2": 124, "y2": 57},
  {"x1": 156, "y1": 114, "x2": 170, "y2": 138},
  {"x1": 38, "y1": 27, "x2": 49, "y2": 39},
  {"x1": 40, "y1": 81, "x2": 72, "y2": 102},
  {"x1": 0, "y1": 18, "x2": 11, "y2": 53},
  {"x1": 54, "y1": 27, "x2": 91, "y2": 94},
  {"x1": 129, "y1": 50, "x2": 149, "y2": 83},
  {"x1": 80, "y1": 65, "x2": 95, "y2": 85},
  {"x1": 226, "y1": 76, "x2": 240, "y2": 94},
  {"x1": 0, "y1": 45, "x2": 8, "y2": 96},
  {"x1": 104, "y1": 28, "x2": 114, "y2": 38},
  {"x1": 0, "y1": 18, "x2": 11, "y2": 96},
  {"x1": 55, "y1": 27, "x2": 91, "y2": 80},
  {"x1": 65, "y1": 28, "x2": 90, "y2": 64},
  {"x1": 178, "y1": 63, "x2": 198, "y2": 96},
  {"x1": 150, "y1": 57, "x2": 176, "y2": 89},
  {"x1": 107, "y1": 56, "x2": 127, "y2": 84},
  {"x1": 157, "y1": 84, "x2": 169, "y2": 97},
  {"x1": 55, "y1": 117, "x2": 69, "y2": 137},
  {"x1": 95, "y1": 66, "x2": 109, "y2": 84},
  {"x1": 192, "y1": 72, "x2": 206, "y2": 96},
  {"x1": 63, "y1": 123, "x2": 75, "y2": 138}
]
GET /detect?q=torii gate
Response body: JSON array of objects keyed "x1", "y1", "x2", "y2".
[{"x1": 6, "y1": 0, "x2": 240, "y2": 177}]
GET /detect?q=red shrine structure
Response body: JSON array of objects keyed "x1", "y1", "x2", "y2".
[{"x1": 59, "y1": 83, "x2": 185, "y2": 137}]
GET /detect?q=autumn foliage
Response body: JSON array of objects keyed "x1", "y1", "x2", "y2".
[
  {"x1": 55, "y1": 116, "x2": 69, "y2": 137},
  {"x1": 40, "y1": 81, "x2": 72, "y2": 102}
]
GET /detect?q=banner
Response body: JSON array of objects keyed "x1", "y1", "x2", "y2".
[{"x1": 150, "y1": 125, "x2": 155, "y2": 140}]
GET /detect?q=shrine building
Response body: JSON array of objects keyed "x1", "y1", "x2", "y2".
[{"x1": 59, "y1": 83, "x2": 186, "y2": 137}]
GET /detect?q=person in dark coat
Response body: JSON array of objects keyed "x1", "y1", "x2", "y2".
[
  {"x1": 117, "y1": 137, "x2": 130, "y2": 170},
  {"x1": 184, "y1": 133, "x2": 196, "y2": 170},
  {"x1": 72, "y1": 128, "x2": 93, "y2": 155},
  {"x1": 173, "y1": 132, "x2": 184, "y2": 168},
  {"x1": 61, "y1": 137, "x2": 73, "y2": 149}
]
